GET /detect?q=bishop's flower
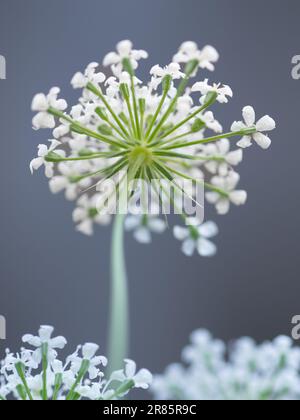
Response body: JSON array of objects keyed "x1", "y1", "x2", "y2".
[{"x1": 29, "y1": 40, "x2": 275, "y2": 257}]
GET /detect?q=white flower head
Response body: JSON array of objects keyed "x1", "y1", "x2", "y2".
[
  {"x1": 192, "y1": 79, "x2": 233, "y2": 104},
  {"x1": 103, "y1": 40, "x2": 148, "y2": 76},
  {"x1": 231, "y1": 106, "x2": 276, "y2": 149},
  {"x1": 173, "y1": 221, "x2": 218, "y2": 257}
]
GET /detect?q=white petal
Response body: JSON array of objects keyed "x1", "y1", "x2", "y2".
[
  {"x1": 133, "y1": 369, "x2": 153, "y2": 389},
  {"x1": 242, "y1": 106, "x2": 256, "y2": 126},
  {"x1": 182, "y1": 238, "x2": 196, "y2": 257},
  {"x1": 173, "y1": 225, "x2": 189, "y2": 241},
  {"x1": 30, "y1": 157, "x2": 44, "y2": 173},
  {"x1": 197, "y1": 238, "x2": 217, "y2": 257},
  {"x1": 22, "y1": 334, "x2": 41, "y2": 347},
  {"x1": 32, "y1": 112, "x2": 55, "y2": 129},
  {"x1": 256, "y1": 115, "x2": 276, "y2": 132},
  {"x1": 31, "y1": 94, "x2": 48, "y2": 111},
  {"x1": 205, "y1": 191, "x2": 219, "y2": 204},
  {"x1": 253, "y1": 132, "x2": 272, "y2": 149},
  {"x1": 71, "y1": 72, "x2": 86, "y2": 89},
  {"x1": 124, "y1": 359, "x2": 136, "y2": 378},
  {"x1": 198, "y1": 221, "x2": 219, "y2": 238},
  {"x1": 134, "y1": 227, "x2": 151, "y2": 244},
  {"x1": 124, "y1": 215, "x2": 141, "y2": 231},
  {"x1": 117, "y1": 40, "x2": 133, "y2": 56},
  {"x1": 103, "y1": 52, "x2": 120, "y2": 66},
  {"x1": 49, "y1": 177, "x2": 68, "y2": 194},
  {"x1": 39, "y1": 325, "x2": 54, "y2": 342},
  {"x1": 216, "y1": 198, "x2": 230, "y2": 215},
  {"x1": 49, "y1": 336, "x2": 67, "y2": 349},
  {"x1": 237, "y1": 135, "x2": 252, "y2": 149},
  {"x1": 82, "y1": 343, "x2": 99, "y2": 360},
  {"x1": 148, "y1": 218, "x2": 166, "y2": 234},
  {"x1": 76, "y1": 220, "x2": 94, "y2": 236},
  {"x1": 226, "y1": 149, "x2": 243, "y2": 166},
  {"x1": 231, "y1": 121, "x2": 246, "y2": 132},
  {"x1": 229, "y1": 190, "x2": 247, "y2": 206}
]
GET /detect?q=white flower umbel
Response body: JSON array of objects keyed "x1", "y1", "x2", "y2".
[
  {"x1": 231, "y1": 106, "x2": 276, "y2": 149},
  {"x1": 0, "y1": 326, "x2": 152, "y2": 401},
  {"x1": 152, "y1": 330, "x2": 300, "y2": 401},
  {"x1": 29, "y1": 40, "x2": 276, "y2": 377},
  {"x1": 173, "y1": 221, "x2": 218, "y2": 257},
  {"x1": 30, "y1": 39, "x2": 275, "y2": 255}
]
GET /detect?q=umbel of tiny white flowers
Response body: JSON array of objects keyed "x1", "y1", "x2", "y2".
[
  {"x1": 0, "y1": 326, "x2": 152, "y2": 400},
  {"x1": 152, "y1": 330, "x2": 300, "y2": 401},
  {"x1": 30, "y1": 39, "x2": 276, "y2": 256}
]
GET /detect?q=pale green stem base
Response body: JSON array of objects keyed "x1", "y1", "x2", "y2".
[{"x1": 107, "y1": 213, "x2": 129, "y2": 376}]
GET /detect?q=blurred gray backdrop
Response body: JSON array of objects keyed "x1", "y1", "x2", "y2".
[{"x1": 0, "y1": 0, "x2": 299, "y2": 387}]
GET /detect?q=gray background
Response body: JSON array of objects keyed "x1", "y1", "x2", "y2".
[{"x1": 0, "y1": 0, "x2": 299, "y2": 392}]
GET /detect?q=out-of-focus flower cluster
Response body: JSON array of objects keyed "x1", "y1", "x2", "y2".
[
  {"x1": 30, "y1": 40, "x2": 275, "y2": 257},
  {"x1": 0, "y1": 326, "x2": 152, "y2": 400},
  {"x1": 152, "y1": 330, "x2": 300, "y2": 400}
]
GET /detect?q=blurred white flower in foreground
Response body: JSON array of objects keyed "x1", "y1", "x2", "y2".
[{"x1": 152, "y1": 330, "x2": 300, "y2": 401}]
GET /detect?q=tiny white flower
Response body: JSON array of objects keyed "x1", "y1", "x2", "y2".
[
  {"x1": 22, "y1": 325, "x2": 67, "y2": 364},
  {"x1": 31, "y1": 87, "x2": 67, "y2": 129},
  {"x1": 30, "y1": 140, "x2": 65, "y2": 178},
  {"x1": 206, "y1": 172, "x2": 247, "y2": 215},
  {"x1": 111, "y1": 359, "x2": 152, "y2": 390},
  {"x1": 150, "y1": 62, "x2": 185, "y2": 90},
  {"x1": 204, "y1": 139, "x2": 243, "y2": 176},
  {"x1": 125, "y1": 214, "x2": 166, "y2": 244},
  {"x1": 173, "y1": 221, "x2": 218, "y2": 257},
  {"x1": 173, "y1": 41, "x2": 219, "y2": 72},
  {"x1": 192, "y1": 79, "x2": 233, "y2": 104},
  {"x1": 73, "y1": 194, "x2": 111, "y2": 236},
  {"x1": 71, "y1": 62, "x2": 105, "y2": 89},
  {"x1": 231, "y1": 106, "x2": 276, "y2": 149},
  {"x1": 69, "y1": 343, "x2": 107, "y2": 381},
  {"x1": 103, "y1": 40, "x2": 148, "y2": 76}
]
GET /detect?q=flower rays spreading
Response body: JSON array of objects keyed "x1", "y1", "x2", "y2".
[{"x1": 30, "y1": 40, "x2": 276, "y2": 256}]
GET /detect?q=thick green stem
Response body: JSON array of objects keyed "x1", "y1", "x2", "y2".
[{"x1": 107, "y1": 213, "x2": 129, "y2": 376}]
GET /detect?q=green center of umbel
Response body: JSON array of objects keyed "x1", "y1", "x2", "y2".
[{"x1": 129, "y1": 145, "x2": 153, "y2": 167}]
